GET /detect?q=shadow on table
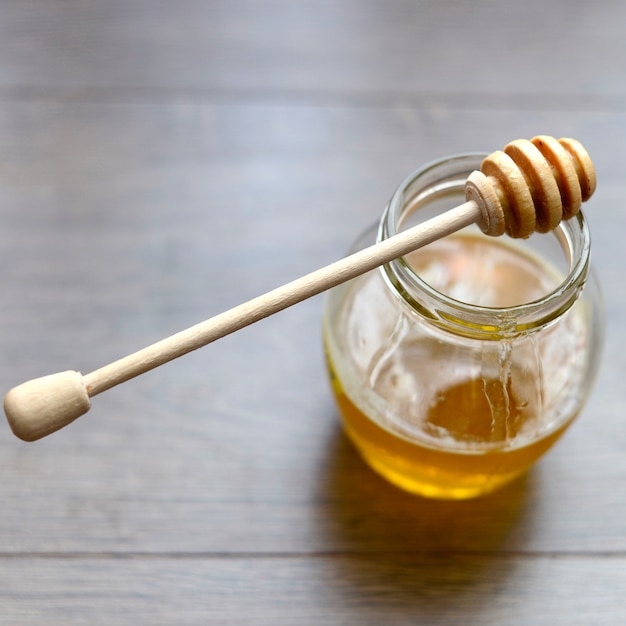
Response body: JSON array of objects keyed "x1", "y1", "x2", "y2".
[{"x1": 316, "y1": 423, "x2": 537, "y2": 610}]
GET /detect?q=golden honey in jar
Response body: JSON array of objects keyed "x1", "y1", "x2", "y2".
[{"x1": 323, "y1": 154, "x2": 603, "y2": 500}]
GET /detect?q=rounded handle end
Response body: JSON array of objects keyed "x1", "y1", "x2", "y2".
[{"x1": 4, "y1": 371, "x2": 91, "y2": 441}]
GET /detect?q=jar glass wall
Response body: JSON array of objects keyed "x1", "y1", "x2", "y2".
[{"x1": 323, "y1": 154, "x2": 604, "y2": 500}]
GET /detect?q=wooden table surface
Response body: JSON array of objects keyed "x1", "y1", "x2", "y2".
[{"x1": 0, "y1": 2, "x2": 624, "y2": 624}]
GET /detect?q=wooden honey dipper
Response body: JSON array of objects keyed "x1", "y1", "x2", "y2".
[{"x1": 4, "y1": 135, "x2": 596, "y2": 441}]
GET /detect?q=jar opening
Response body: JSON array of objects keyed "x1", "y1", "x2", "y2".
[{"x1": 378, "y1": 154, "x2": 591, "y2": 339}]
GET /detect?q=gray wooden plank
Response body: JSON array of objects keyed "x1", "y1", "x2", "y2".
[
  {"x1": 0, "y1": 0, "x2": 623, "y2": 103},
  {"x1": 0, "y1": 555, "x2": 625, "y2": 626}
]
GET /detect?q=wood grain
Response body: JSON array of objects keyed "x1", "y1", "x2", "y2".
[
  {"x1": 0, "y1": 1, "x2": 625, "y2": 624},
  {"x1": 0, "y1": 555, "x2": 624, "y2": 626}
]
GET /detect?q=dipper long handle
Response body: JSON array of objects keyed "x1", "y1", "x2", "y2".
[
  {"x1": 4, "y1": 201, "x2": 481, "y2": 441},
  {"x1": 4, "y1": 135, "x2": 596, "y2": 441}
]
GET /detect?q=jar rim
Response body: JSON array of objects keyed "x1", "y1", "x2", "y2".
[{"x1": 378, "y1": 153, "x2": 592, "y2": 339}]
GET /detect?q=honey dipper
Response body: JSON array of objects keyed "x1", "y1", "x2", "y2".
[{"x1": 4, "y1": 135, "x2": 596, "y2": 441}]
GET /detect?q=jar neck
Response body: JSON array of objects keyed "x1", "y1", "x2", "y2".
[{"x1": 378, "y1": 154, "x2": 591, "y2": 340}]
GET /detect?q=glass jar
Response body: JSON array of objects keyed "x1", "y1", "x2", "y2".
[{"x1": 323, "y1": 154, "x2": 604, "y2": 500}]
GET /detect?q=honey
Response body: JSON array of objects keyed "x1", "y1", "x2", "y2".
[
  {"x1": 323, "y1": 154, "x2": 603, "y2": 499},
  {"x1": 327, "y1": 363, "x2": 573, "y2": 499}
]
